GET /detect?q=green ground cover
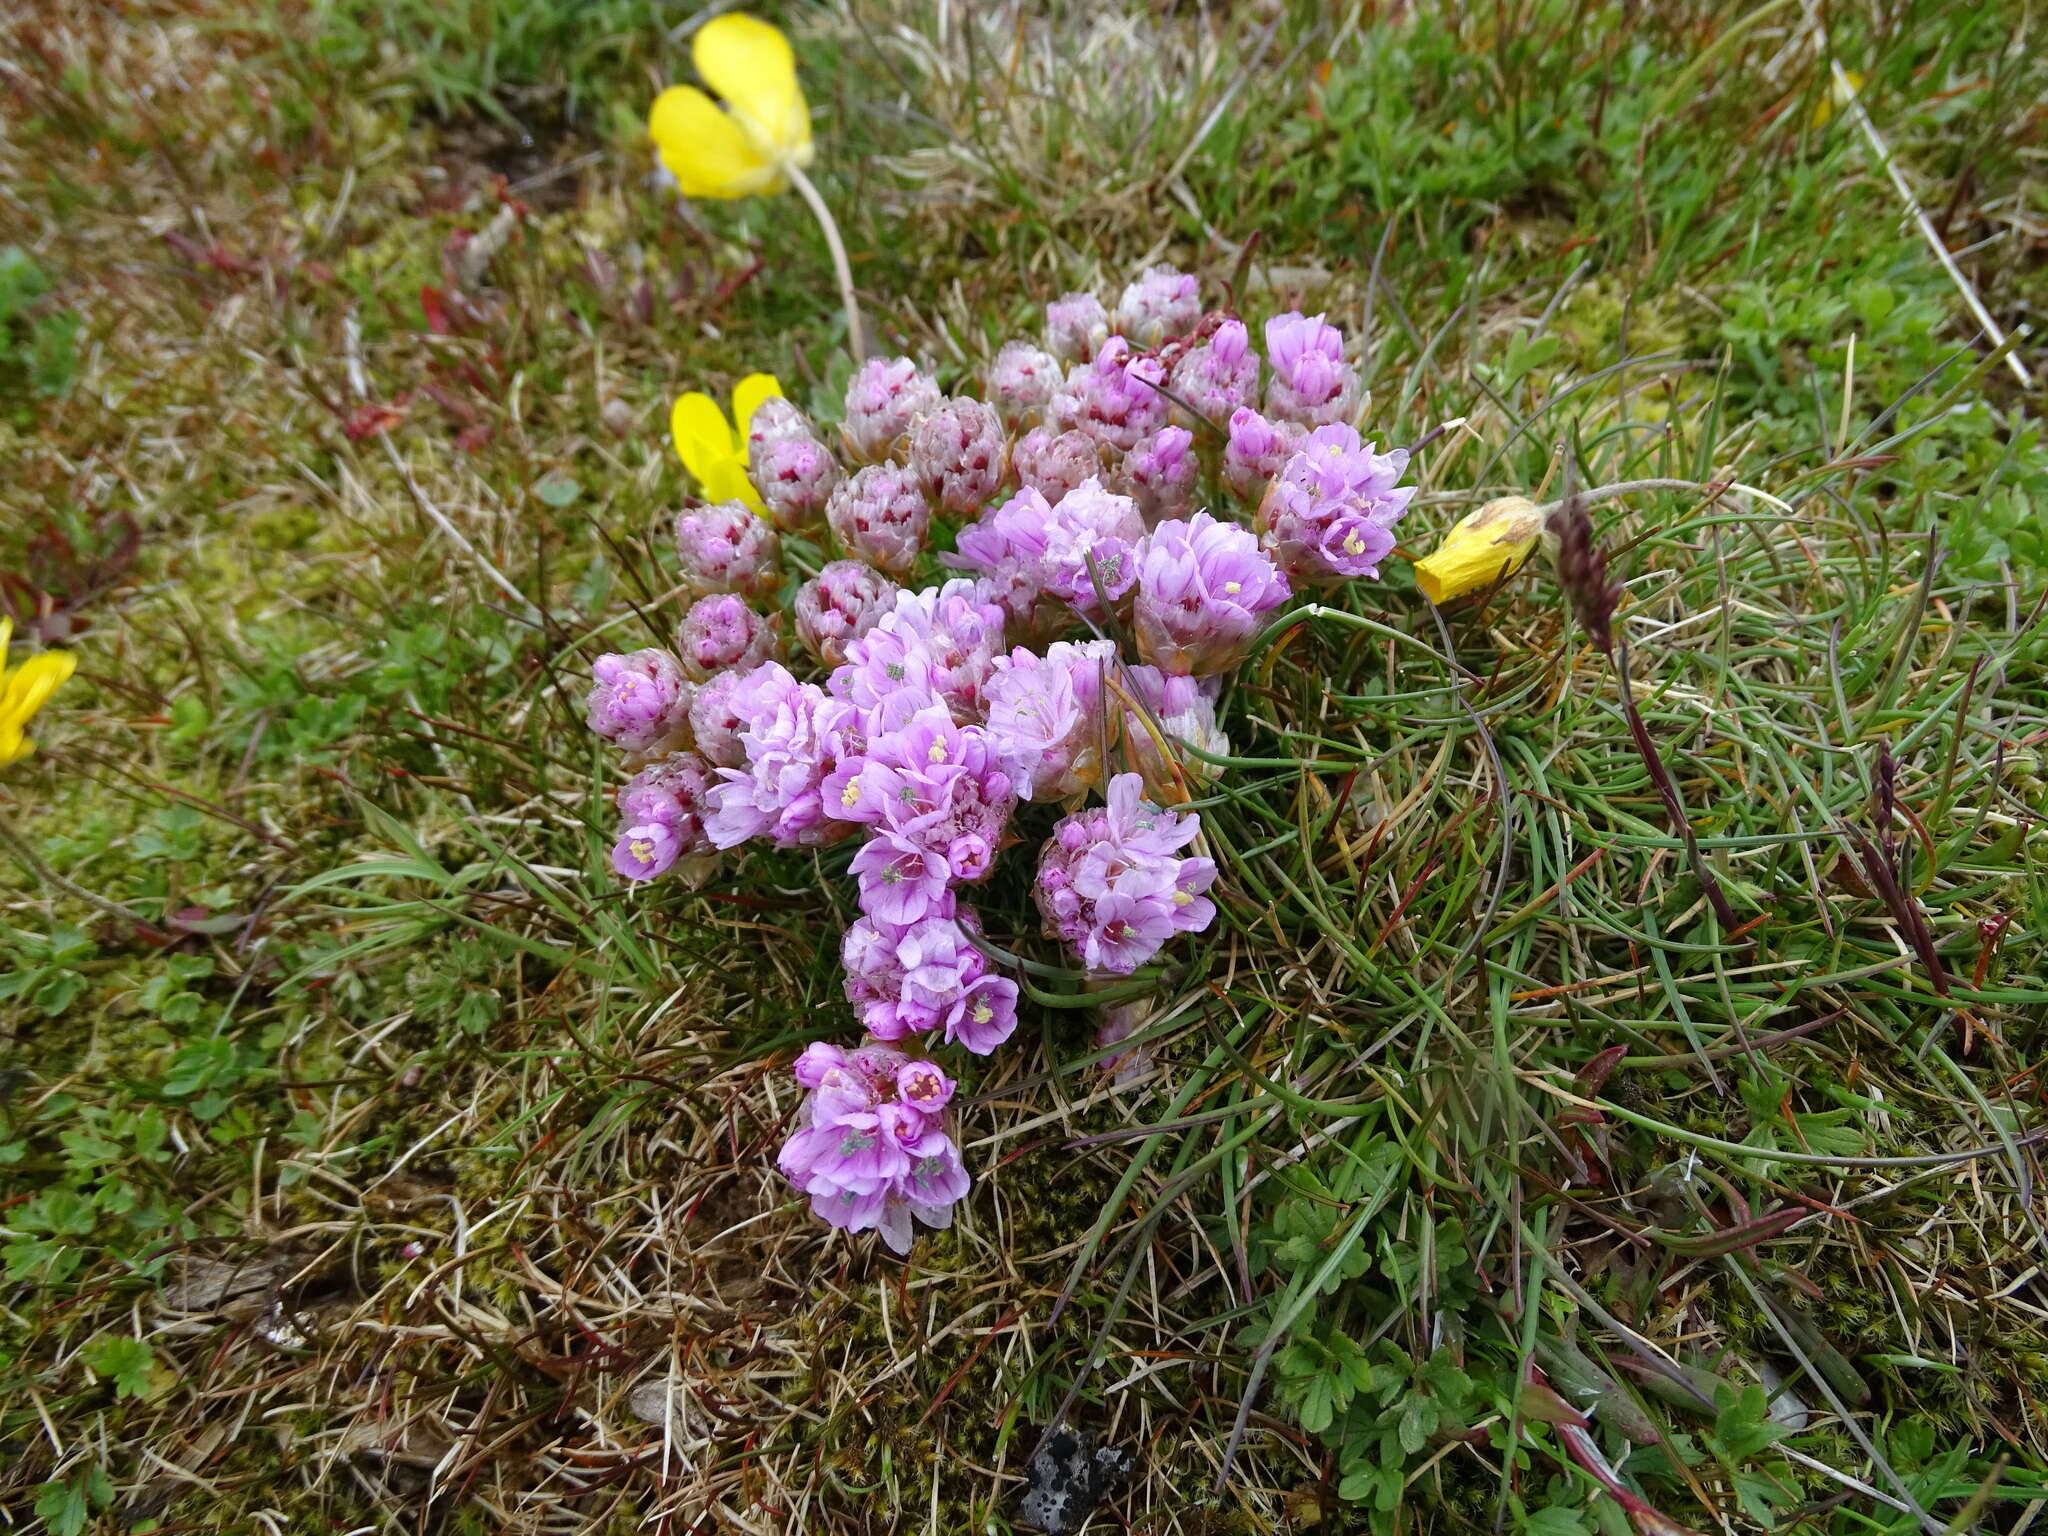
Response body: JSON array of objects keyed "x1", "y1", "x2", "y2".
[{"x1": 1, "y1": 1, "x2": 2045, "y2": 1531}]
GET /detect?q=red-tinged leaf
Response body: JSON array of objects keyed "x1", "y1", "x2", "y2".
[
  {"x1": 455, "y1": 423, "x2": 493, "y2": 453},
  {"x1": 1575, "y1": 1044, "x2": 1629, "y2": 1099},
  {"x1": 712, "y1": 257, "x2": 765, "y2": 306},
  {"x1": 1648, "y1": 1205, "x2": 1805, "y2": 1257},
  {"x1": 1516, "y1": 1380, "x2": 1589, "y2": 1427},
  {"x1": 422, "y1": 381, "x2": 481, "y2": 427},
  {"x1": 421, "y1": 284, "x2": 454, "y2": 335},
  {"x1": 1555, "y1": 1420, "x2": 1703, "y2": 1536},
  {"x1": 343, "y1": 402, "x2": 407, "y2": 441}
]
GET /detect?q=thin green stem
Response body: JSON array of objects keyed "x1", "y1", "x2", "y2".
[{"x1": 785, "y1": 161, "x2": 867, "y2": 362}]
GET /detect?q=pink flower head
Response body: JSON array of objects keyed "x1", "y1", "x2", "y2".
[
  {"x1": 792, "y1": 1038, "x2": 853, "y2": 1088},
  {"x1": 1039, "y1": 480, "x2": 1147, "y2": 615},
  {"x1": 828, "y1": 624, "x2": 948, "y2": 738},
  {"x1": 841, "y1": 908, "x2": 989, "y2": 1041},
  {"x1": 752, "y1": 430, "x2": 843, "y2": 532},
  {"x1": 843, "y1": 355, "x2": 944, "y2": 463},
  {"x1": 1133, "y1": 512, "x2": 1291, "y2": 675},
  {"x1": 986, "y1": 341, "x2": 1064, "y2": 429},
  {"x1": 1222, "y1": 407, "x2": 1308, "y2": 499},
  {"x1": 702, "y1": 662, "x2": 863, "y2": 849},
  {"x1": 896, "y1": 1057, "x2": 955, "y2": 1113},
  {"x1": 617, "y1": 751, "x2": 714, "y2": 846},
  {"x1": 674, "y1": 501, "x2": 783, "y2": 600},
  {"x1": 858, "y1": 579, "x2": 1007, "y2": 722},
  {"x1": 1170, "y1": 317, "x2": 1261, "y2": 423},
  {"x1": 1045, "y1": 290, "x2": 1109, "y2": 362},
  {"x1": 830, "y1": 704, "x2": 1015, "y2": 873},
  {"x1": 1011, "y1": 425, "x2": 1104, "y2": 504},
  {"x1": 1051, "y1": 337, "x2": 1170, "y2": 455},
  {"x1": 946, "y1": 487, "x2": 1054, "y2": 638},
  {"x1": 586, "y1": 649, "x2": 694, "y2": 753},
  {"x1": 687, "y1": 667, "x2": 749, "y2": 767},
  {"x1": 983, "y1": 638, "x2": 1114, "y2": 802},
  {"x1": 1118, "y1": 425, "x2": 1198, "y2": 523},
  {"x1": 1259, "y1": 424, "x2": 1415, "y2": 586},
  {"x1": 1264, "y1": 311, "x2": 1361, "y2": 427},
  {"x1": 676, "y1": 593, "x2": 780, "y2": 680},
  {"x1": 611, "y1": 821, "x2": 680, "y2": 881},
  {"x1": 851, "y1": 829, "x2": 958, "y2": 926},
  {"x1": 1115, "y1": 264, "x2": 1201, "y2": 346},
  {"x1": 951, "y1": 481, "x2": 1145, "y2": 634},
  {"x1": 746, "y1": 396, "x2": 813, "y2": 457},
  {"x1": 777, "y1": 1036, "x2": 971, "y2": 1251},
  {"x1": 827, "y1": 463, "x2": 932, "y2": 577},
  {"x1": 910, "y1": 397, "x2": 1010, "y2": 516},
  {"x1": 795, "y1": 560, "x2": 900, "y2": 668},
  {"x1": 1120, "y1": 666, "x2": 1227, "y2": 800},
  {"x1": 946, "y1": 972, "x2": 1019, "y2": 1055},
  {"x1": 1034, "y1": 773, "x2": 1217, "y2": 972}
]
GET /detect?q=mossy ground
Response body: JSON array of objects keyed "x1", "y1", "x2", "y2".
[{"x1": 3, "y1": 1, "x2": 2047, "y2": 1532}]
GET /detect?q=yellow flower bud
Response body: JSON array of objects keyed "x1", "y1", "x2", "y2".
[{"x1": 1412, "y1": 496, "x2": 1545, "y2": 605}]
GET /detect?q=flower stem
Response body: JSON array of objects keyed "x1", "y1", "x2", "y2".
[{"x1": 785, "y1": 162, "x2": 867, "y2": 363}]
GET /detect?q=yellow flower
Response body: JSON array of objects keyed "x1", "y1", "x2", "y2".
[
  {"x1": 649, "y1": 15, "x2": 815, "y2": 200},
  {"x1": 1811, "y1": 69, "x2": 1863, "y2": 129},
  {"x1": 671, "y1": 373, "x2": 784, "y2": 510},
  {"x1": 1413, "y1": 495, "x2": 1546, "y2": 605},
  {"x1": 0, "y1": 617, "x2": 77, "y2": 768}
]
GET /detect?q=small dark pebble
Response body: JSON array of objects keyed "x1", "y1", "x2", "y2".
[{"x1": 1017, "y1": 1425, "x2": 1134, "y2": 1535}]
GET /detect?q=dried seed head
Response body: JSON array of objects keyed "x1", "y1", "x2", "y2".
[{"x1": 1549, "y1": 493, "x2": 1621, "y2": 655}]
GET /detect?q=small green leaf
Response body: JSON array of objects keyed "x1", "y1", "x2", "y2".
[
  {"x1": 82, "y1": 1334, "x2": 156, "y2": 1399},
  {"x1": 1523, "y1": 1506, "x2": 1595, "y2": 1536},
  {"x1": 34, "y1": 970, "x2": 84, "y2": 1016},
  {"x1": 533, "y1": 473, "x2": 582, "y2": 508}
]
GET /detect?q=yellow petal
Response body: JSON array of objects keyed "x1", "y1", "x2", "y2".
[
  {"x1": 701, "y1": 457, "x2": 764, "y2": 510},
  {"x1": 731, "y1": 373, "x2": 785, "y2": 454},
  {"x1": 0, "y1": 649, "x2": 75, "y2": 728},
  {"x1": 1812, "y1": 69, "x2": 1863, "y2": 129},
  {"x1": 648, "y1": 84, "x2": 780, "y2": 200},
  {"x1": 0, "y1": 725, "x2": 29, "y2": 768},
  {"x1": 672, "y1": 391, "x2": 740, "y2": 482},
  {"x1": 1413, "y1": 497, "x2": 1542, "y2": 605},
  {"x1": 692, "y1": 14, "x2": 812, "y2": 168}
]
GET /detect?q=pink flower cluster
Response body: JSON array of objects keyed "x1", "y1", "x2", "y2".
[
  {"x1": 614, "y1": 268, "x2": 1435, "y2": 1253},
  {"x1": 1259, "y1": 424, "x2": 1416, "y2": 585},
  {"x1": 1035, "y1": 774, "x2": 1218, "y2": 973},
  {"x1": 777, "y1": 1042, "x2": 969, "y2": 1255}
]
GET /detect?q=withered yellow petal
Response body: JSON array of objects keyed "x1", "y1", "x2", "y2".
[
  {"x1": 649, "y1": 83, "x2": 780, "y2": 199},
  {"x1": 692, "y1": 14, "x2": 812, "y2": 167},
  {"x1": 1413, "y1": 497, "x2": 1543, "y2": 605}
]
